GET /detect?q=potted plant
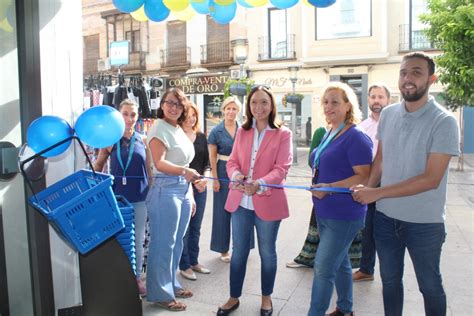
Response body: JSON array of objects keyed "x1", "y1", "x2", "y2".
[
  {"x1": 282, "y1": 92, "x2": 304, "y2": 107},
  {"x1": 224, "y1": 78, "x2": 254, "y2": 98}
]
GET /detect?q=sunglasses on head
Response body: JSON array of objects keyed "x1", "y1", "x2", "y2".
[{"x1": 250, "y1": 84, "x2": 271, "y2": 92}]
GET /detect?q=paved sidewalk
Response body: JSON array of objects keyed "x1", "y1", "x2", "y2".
[{"x1": 143, "y1": 149, "x2": 474, "y2": 315}]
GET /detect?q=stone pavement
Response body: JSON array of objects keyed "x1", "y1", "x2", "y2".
[{"x1": 143, "y1": 149, "x2": 474, "y2": 316}]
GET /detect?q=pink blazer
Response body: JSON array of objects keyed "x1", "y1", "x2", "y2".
[{"x1": 225, "y1": 126, "x2": 293, "y2": 221}]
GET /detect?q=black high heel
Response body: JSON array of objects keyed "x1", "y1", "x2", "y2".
[
  {"x1": 217, "y1": 300, "x2": 240, "y2": 316},
  {"x1": 260, "y1": 301, "x2": 273, "y2": 316}
]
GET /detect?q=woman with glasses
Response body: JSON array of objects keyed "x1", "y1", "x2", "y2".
[
  {"x1": 308, "y1": 82, "x2": 372, "y2": 316},
  {"x1": 94, "y1": 98, "x2": 152, "y2": 296},
  {"x1": 216, "y1": 86, "x2": 293, "y2": 316},
  {"x1": 145, "y1": 88, "x2": 201, "y2": 312}
]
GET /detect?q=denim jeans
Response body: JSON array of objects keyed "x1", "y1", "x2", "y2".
[
  {"x1": 374, "y1": 211, "x2": 446, "y2": 316},
  {"x1": 179, "y1": 186, "x2": 207, "y2": 270},
  {"x1": 359, "y1": 202, "x2": 376, "y2": 275},
  {"x1": 145, "y1": 176, "x2": 192, "y2": 302},
  {"x1": 308, "y1": 217, "x2": 364, "y2": 316},
  {"x1": 210, "y1": 160, "x2": 232, "y2": 253},
  {"x1": 230, "y1": 206, "x2": 281, "y2": 298},
  {"x1": 132, "y1": 201, "x2": 147, "y2": 277}
]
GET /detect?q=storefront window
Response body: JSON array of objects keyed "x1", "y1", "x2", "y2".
[{"x1": 203, "y1": 94, "x2": 224, "y2": 136}]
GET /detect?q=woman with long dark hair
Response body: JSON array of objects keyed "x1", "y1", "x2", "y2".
[
  {"x1": 216, "y1": 86, "x2": 293, "y2": 316},
  {"x1": 145, "y1": 88, "x2": 201, "y2": 312}
]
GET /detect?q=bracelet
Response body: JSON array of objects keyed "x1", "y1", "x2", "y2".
[{"x1": 181, "y1": 167, "x2": 186, "y2": 176}]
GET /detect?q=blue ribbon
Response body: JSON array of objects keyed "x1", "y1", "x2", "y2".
[{"x1": 107, "y1": 174, "x2": 352, "y2": 194}]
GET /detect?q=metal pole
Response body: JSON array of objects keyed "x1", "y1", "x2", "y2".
[
  {"x1": 291, "y1": 80, "x2": 298, "y2": 164},
  {"x1": 238, "y1": 62, "x2": 245, "y2": 122}
]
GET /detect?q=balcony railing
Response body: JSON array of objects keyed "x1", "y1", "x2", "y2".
[
  {"x1": 160, "y1": 47, "x2": 191, "y2": 68},
  {"x1": 121, "y1": 51, "x2": 147, "y2": 71},
  {"x1": 258, "y1": 34, "x2": 296, "y2": 61},
  {"x1": 399, "y1": 24, "x2": 436, "y2": 52},
  {"x1": 200, "y1": 42, "x2": 233, "y2": 65}
]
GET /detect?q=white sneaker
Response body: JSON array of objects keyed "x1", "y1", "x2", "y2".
[{"x1": 286, "y1": 261, "x2": 309, "y2": 268}]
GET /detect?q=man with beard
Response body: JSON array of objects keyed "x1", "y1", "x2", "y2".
[
  {"x1": 352, "y1": 83, "x2": 390, "y2": 283},
  {"x1": 351, "y1": 52, "x2": 459, "y2": 316}
]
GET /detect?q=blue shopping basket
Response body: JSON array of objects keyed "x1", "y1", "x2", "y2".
[{"x1": 21, "y1": 136, "x2": 125, "y2": 254}]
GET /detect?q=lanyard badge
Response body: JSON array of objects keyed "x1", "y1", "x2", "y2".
[{"x1": 117, "y1": 133, "x2": 136, "y2": 186}]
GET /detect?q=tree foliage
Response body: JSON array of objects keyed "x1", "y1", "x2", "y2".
[{"x1": 420, "y1": 0, "x2": 474, "y2": 110}]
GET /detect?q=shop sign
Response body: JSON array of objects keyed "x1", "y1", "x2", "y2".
[
  {"x1": 167, "y1": 75, "x2": 229, "y2": 94},
  {"x1": 263, "y1": 77, "x2": 312, "y2": 88},
  {"x1": 110, "y1": 41, "x2": 129, "y2": 66}
]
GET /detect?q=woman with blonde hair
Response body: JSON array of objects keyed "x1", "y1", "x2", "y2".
[
  {"x1": 308, "y1": 82, "x2": 372, "y2": 316},
  {"x1": 208, "y1": 96, "x2": 242, "y2": 262}
]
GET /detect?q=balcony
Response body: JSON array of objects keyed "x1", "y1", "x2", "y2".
[
  {"x1": 399, "y1": 24, "x2": 436, "y2": 52},
  {"x1": 121, "y1": 51, "x2": 147, "y2": 72},
  {"x1": 258, "y1": 34, "x2": 296, "y2": 61},
  {"x1": 200, "y1": 42, "x2": 233, "y2": 67},
  {"x1": 160, "y1": 47, "x2": 191, "y2": 70}
]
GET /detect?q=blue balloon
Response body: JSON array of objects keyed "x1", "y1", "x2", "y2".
[
  {"x1": 308, "y1": 0, "x2": 336, "y2": 8},
  {"x1": 27, "y1": 116, "x2": 74, "y2": 157},
  {"x1": 112, "y1": 0, "x2": 145, "y2": 13},
  {"x1": 211, "y1": 1, "x2": 237, "y2": 24},
  {"x1": 237, "y1": 0, "x2": 252, "y2": 8},
  {"x1": 144, "y1": 0, "x2": 170, "y2": 22},
  {"x1": 75, "y1": 106, "x2": 125, "y2": 149},
  {"x1": 191, "y1": 0, "x2": 210, "y2": 14},
  {"x1": 270, "y1": 0, "x2": 298, "y2": 9}
]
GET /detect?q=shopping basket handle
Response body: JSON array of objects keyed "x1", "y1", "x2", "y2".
[{"x1": 20, "y1": 136, "x2": 97, "y2": 201}]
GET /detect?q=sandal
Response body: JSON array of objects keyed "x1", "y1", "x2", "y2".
[
  {"x1": 175, "y1": 288, "x2": 193, "y2": 298},
  {"x1": 154, "y1": 300, "x2": 187, "y2": 312}
]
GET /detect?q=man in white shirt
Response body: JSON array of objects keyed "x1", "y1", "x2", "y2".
[{"x1": 352, "y1": 84, "x2": 390, "y2": 282}]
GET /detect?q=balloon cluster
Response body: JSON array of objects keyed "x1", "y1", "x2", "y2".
[
  {"x1": 27, "y1": 106, "x2": 125, "y2": 157},
  {"x1": 0, "y1": 0, "x2": 15, "y2": 33},
  {"x1": 114, "y1": 0, "x2": 336, "y2": 24}
]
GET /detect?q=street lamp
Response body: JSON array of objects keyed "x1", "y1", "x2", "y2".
[
  {"x1": 231, "y1": 38, "x2": 249, "y2": 121},
  {"x1": 232, "y1": 38, "x2": 249, "y2": 79},
  {"x1": 288, "y1": 65, "x2": 300, "y2": 163}
]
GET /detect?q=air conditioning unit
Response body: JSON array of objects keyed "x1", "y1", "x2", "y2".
[
  {"x1": 97, "y1": 58, "x2": 111, "y2": 71},
  {"x1": 230, "y1": 69, "x2": 241, "y2": 79}
]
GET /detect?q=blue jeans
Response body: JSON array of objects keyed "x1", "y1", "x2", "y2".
[
  {"x1": 179, "y1": 186, "x2": 207, "y2": 270},
  {"x1": 211, "y1": 161, "x2": 254, "y2": 253},
  {"x1": 210, "y1": 160, "x2": 231, "y2": 253},
  {"x1": 230, "y1": 206, "x2": 280, "y2": 298},
  {"x1": 308, "y1": 217, "x2": 364, "y2": 316},
  {"x1": 374, "y1": 211, "x2": 446, "y2": 316},
  {"x1": 132, "y1": 201, "x2": 147, "y2": 277},
  {"x1": 359, "y1": 202, "x2": 376, "y2": 274},
  {"x1": 145, "y1": 176, "x2": 192, "y2": 302}
]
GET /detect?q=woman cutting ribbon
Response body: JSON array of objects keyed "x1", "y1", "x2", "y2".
[{"x1": 307, "y1": 82, "x2": 373, "y2": 316}]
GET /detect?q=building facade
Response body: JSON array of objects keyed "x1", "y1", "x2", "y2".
[{"x1": 82, "y1": 0, "x2": 444, "y2": 143}]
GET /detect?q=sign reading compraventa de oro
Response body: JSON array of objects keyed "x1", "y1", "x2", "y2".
[{"x1": 167, "y1": 75, "x2": 229, "y2": 94}]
